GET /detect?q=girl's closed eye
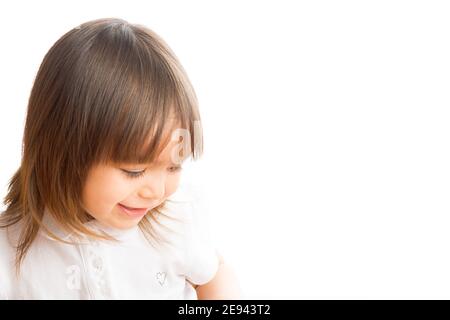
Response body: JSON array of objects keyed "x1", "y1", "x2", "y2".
[
  {"x1": 121, "y1": 166, "x2": 183, "y2": 179},
  {"x1": 122, "y1": 170, "x2": 146, "y2": 179}
]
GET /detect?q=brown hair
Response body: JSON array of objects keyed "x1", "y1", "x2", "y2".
[{"x1": 0, "y1": 17, "x2": 203, "y2": 276}]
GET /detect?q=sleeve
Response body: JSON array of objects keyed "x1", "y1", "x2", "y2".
[
  {"x1": 157, "y1": 183, "x2": 220, "y2": 286},
  {"x1": 183, "y1": 190, "x2": 220, "y2": 286}
]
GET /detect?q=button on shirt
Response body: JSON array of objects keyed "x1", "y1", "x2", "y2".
[{"x1": 0, "y1": 186, "x2": 219, "y2": 299}]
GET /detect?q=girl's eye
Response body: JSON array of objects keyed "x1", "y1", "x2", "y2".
[
  {"x1": 121, "y1": 166, "x2": 183, "y2": 179},
  {"x1": 122, "y1": 170, "x2": 145, "y2": 179}
]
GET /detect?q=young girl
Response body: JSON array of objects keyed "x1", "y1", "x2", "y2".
[{"x1": 0, "y1": 17, "x2": 242, "y2": 299}]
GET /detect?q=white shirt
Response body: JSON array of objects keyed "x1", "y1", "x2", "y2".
[{"x1": 0, "y1": 185, "x2": 219, "y2": 299}]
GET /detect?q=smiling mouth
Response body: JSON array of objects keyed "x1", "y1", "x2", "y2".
[
  {"x1": 119, "y1": 203, "x2": 148, "y2": 210},
  {"x1": 117, "y1": 203, "x2": 150, "y2": 217}
]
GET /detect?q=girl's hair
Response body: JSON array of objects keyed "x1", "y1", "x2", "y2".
[{"x1": 0, "y1": 17, "x2": 203, "y2": 276}]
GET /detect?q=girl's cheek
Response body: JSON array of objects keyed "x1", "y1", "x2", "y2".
[{"x1": 104, "y1": 174, "x2": 136, "y2": 196}]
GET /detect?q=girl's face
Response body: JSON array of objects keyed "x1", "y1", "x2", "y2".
[{"x1": 81, "y1": 137, "x2": 185, "y2": 230}]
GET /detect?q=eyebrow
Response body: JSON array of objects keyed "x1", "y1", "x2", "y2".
[{"x1": 138, "y1": 157, "x2": 186, "y2": 166}]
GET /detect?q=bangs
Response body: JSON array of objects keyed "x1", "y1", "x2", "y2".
[
  {"x1": 108, "y1": 112, "x2": 193, "y2": 167},
  {"x1": 80, "y1": 21, "x2": 203, "y2": 167}
]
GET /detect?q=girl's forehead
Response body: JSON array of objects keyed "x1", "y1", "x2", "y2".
[
  {"x1": 152, "y1": 139, "x2": 183, "y2": 163},
  {"x1": 138, "y1": 123, "x2": 188, "y2": 163}
]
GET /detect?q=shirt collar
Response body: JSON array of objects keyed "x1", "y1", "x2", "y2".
[
  {"x1": 40, "y1": 207, "x2": 140, "y2": 243},
  {"x1": 40, "y1": 208, "x2": 74, "y2": 241}
]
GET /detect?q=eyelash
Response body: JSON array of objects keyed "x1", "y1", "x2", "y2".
[{"x1": 122, "y1": 166, "x2": 183, "y2": 179}]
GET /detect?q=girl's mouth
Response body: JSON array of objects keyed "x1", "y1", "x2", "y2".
[{"x1": 117, "y1": 203, "x2": 149, "y2": 218}]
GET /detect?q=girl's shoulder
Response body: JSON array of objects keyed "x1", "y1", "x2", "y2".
[{"x1": 161, "y1": 184, "x2": 219, "y2": 286}]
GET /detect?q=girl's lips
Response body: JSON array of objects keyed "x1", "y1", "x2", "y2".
[
  {"x1": 120, "y1": 203, "x2": 147, "y2": 210},
  {"x1": 117, "y1": 203, "x2": 149, "y2": 217}
]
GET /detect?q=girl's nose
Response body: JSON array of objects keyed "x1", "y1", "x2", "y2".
[{"x1": 138, "y1": 173, "x2": 166, "y2": 201}]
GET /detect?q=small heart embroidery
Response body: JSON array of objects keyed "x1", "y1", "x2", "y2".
[{"x1": 156, "y1": 272, "x2": 167, "y2": 286}]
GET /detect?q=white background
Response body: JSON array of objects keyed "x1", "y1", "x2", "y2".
[{"x1": 1, "y1": 0, "x2": 450, "y2": 299}]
